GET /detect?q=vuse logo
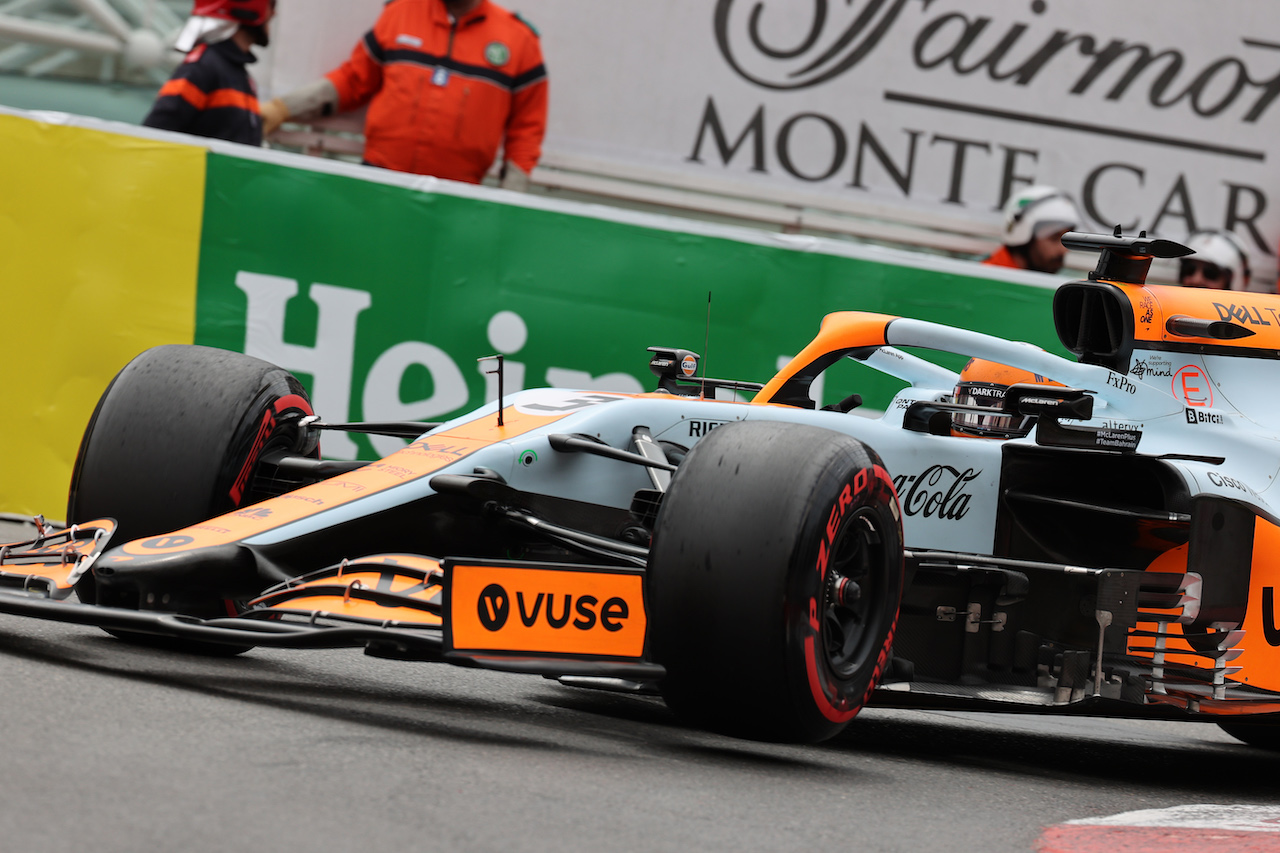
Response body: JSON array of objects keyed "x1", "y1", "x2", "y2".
[{"x1": 477, "y1": 583, "x2": 510, "y2": 630}]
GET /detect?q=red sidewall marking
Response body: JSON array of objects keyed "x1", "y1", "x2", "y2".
[
  {"x1": 230, "y1": 394, "x2": 316, "y2": 505},
  {"x1": 803, "y1": 635, "x2": 858, "y2": 724},
  {"x1": 273, "y1": 394, "x2": 313, "y2": 416},
  {"x1": 803, "y1": 463, "x2": 902, "y2": 725}
]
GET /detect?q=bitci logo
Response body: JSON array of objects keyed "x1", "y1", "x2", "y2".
[{"x1": 477, "y1": 583, "x2": 510, "y2": 630}]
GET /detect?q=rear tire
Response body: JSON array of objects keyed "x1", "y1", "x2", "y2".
[
  {"x1": 648, "y1": 421, "x2": 903, "y2": 743},
  {"x1": 1217, "y1": 720, "x2": 1280, "y2": 751},
  {"x1": 66, "y1": 344, "x2": 316, "y2": 652}
]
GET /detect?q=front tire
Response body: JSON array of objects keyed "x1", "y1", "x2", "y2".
[
  {"x1": 66, "y1": 344, "x2": 316, "y2": 651},
  {"x1": 648, "y1": 421, "x2": 904, "y2": 743}
]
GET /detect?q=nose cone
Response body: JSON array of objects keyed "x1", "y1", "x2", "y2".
[{"x1": 92, "y1": 543, "x2": 265, "y2": 617}]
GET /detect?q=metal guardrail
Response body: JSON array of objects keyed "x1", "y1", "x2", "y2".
[
  {"x1": 268, "y1": 116, "x2": 1006, "y2": 262},
  {"x1": 0, "y1": 0, "x2": 184, "y2": 84},
  {"x1": 270, "y1": 119, "x2": 1182, "y2": 281}
]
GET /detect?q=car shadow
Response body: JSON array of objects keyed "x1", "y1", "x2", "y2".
[
  {"x1": 0, "y1": 623, "x2": 576, "y2": 751},
  {"x1": 828, "y1": 712, "x2": 1280, "y2": 795},
  {"x1": 3, "y1": 619, "x2": 1277, "y2": 783},
  {"x1": 533, "y1": 679, "x2": 1280, "y2": 787}
]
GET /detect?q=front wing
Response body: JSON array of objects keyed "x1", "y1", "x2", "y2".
[
  {"x1": 0, "y1": 522, "x2": 1277, "y2": 720},
  {"x1": 0, "y1": 522, "x2": 662, "y2": 681}
]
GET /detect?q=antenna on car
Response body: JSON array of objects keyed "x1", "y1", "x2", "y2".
[
  {"x1": 701, "y1": 291, "x2": 711, "y2": 400},
  {"x1": 478, "y1": 354, "x2": 505, "y2": 426}
]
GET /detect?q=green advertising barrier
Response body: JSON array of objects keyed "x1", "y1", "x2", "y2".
[
  {"x1": 0, "y1": 105, "x2": 1067, "y2": 516},
  {"x1": 194, "y1": 152, "x2": 1065, "y2": 462}
]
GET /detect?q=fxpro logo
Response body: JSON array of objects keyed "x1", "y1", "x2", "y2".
[{"x1": 476, "y1": 583, "x2": 630, "y2": 632}]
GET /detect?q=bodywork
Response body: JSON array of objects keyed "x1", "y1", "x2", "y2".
[{"x1": 4, "y1": 233, "x2": 1280, "y2": 725}]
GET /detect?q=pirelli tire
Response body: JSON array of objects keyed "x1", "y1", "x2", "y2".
[
  {"x1": 647, "y1": 420, "x2": 904, "y2": 743},
  {"x1": 1217, "y1": 719, "x2": 1280, "y2": 751},
  {"x1": 66, "y1": 344, "x2": 317, "y2": 649}
]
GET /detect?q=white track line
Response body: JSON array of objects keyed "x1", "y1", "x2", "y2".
[{"x1": 1066, "y1": 804, "x2": 1280, "y2": 832}]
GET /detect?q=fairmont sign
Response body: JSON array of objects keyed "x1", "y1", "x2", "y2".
[
  {"x1": 272, "y1": 0, "x2": 1280, "y2": 285},
  {"x1": 712, "y1": 0, "x2": 1280, "y2": 121},
  {"x1": 692, "y1": 0, "x2": 1276, "y2": 263}
]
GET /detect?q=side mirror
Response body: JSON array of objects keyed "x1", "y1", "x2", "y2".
[
  {"x1": 646, "y1": 346, "x2": 764, "y2": 397},
  {"x1": 647, "y1": 346, "x2": 701, "y2": 395},
  {"x1": 1003, "y1": 384, "x2": 1142, "y2": 452},
  {"x1": 1002, "y1": 383, "x2": 1094, "y2": 421},
  {"x1": 648, "y1": 346, "x2": 700, "y2": 381}
]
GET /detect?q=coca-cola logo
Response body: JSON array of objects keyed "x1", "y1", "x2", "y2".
[
  {"x1": 891, "y1": 464, "x2": 979, "y2": 520},
  {"x1": 713, "y1": 0, "x2": 1280, "y2": 122}
]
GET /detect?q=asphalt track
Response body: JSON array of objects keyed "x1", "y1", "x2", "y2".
[{"x1": 0, "y1": 517, "x2": 1277, "y2": 853}]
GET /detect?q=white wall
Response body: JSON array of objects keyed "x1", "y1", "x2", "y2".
[{"x1": 258, "y1": 0, "x2": 1280, "y2": 289}]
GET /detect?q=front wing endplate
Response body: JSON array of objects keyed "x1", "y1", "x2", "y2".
[{"x1": 0, "y1": 518, "x2": 116, "y2": 599}]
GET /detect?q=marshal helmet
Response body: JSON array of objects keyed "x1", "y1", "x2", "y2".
[
  {"x1": 1001, "y1": 186, "x2": 1082, "y2": 248},
  {"x1": 191, "y1": 0, "x2": 272, "y2": 24},
  {"x1": 1180, "y1": 230, "x2": 1252, "y2": 291},
  {"x1": 176, "y1": 0, "x2": 274, "y2": 51}
]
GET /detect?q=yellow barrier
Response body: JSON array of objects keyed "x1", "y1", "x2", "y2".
[{"x1": 0, "y1": 112, "x2": 205, "y2": 518}]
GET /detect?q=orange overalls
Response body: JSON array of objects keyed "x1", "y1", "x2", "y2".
[
  {"x1": 982, "y1": 246, "x2": 1024, "y2": 269},
  {"x1": 326, "y1": 0, "x2": 548, "y2": 183}
]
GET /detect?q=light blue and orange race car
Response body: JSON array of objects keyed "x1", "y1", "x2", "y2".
[{"x1": 2, "y1": 231, "x2": 1279, "y2": 747}]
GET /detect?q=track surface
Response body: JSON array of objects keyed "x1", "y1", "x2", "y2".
[{"x1": 1, "y1": 520, "x2": 1276, "y2": 852}]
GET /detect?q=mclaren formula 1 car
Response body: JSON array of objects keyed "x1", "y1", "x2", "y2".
[{"x1": 4, "y1": 231, "x2": 1280, "y2": 746}]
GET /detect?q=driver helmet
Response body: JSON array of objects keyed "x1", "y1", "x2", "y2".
[
  {"x1": 1180, "y1": 230, "x2": 1252, "y2": 291},
  {"x1": 952, "y1": 357, "x2": 1063, "y2": 439},
  {"x1": 175, "y1": 0, "x2": 274, "y2": 51},
  {"x1": 1001, "y1": 185, "x2": 1082, "y2": 248}
]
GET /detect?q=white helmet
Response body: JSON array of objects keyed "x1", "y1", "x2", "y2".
[
  {"x1": 1002, "y1": 185, "x2": 1082, "y2": 247},
  {"x1": 174, "y1": 17, "x2": 238, "y2": 51},
  {"x1": 1182, "y1": 230, "x2": 1252, "y2": 291}
]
